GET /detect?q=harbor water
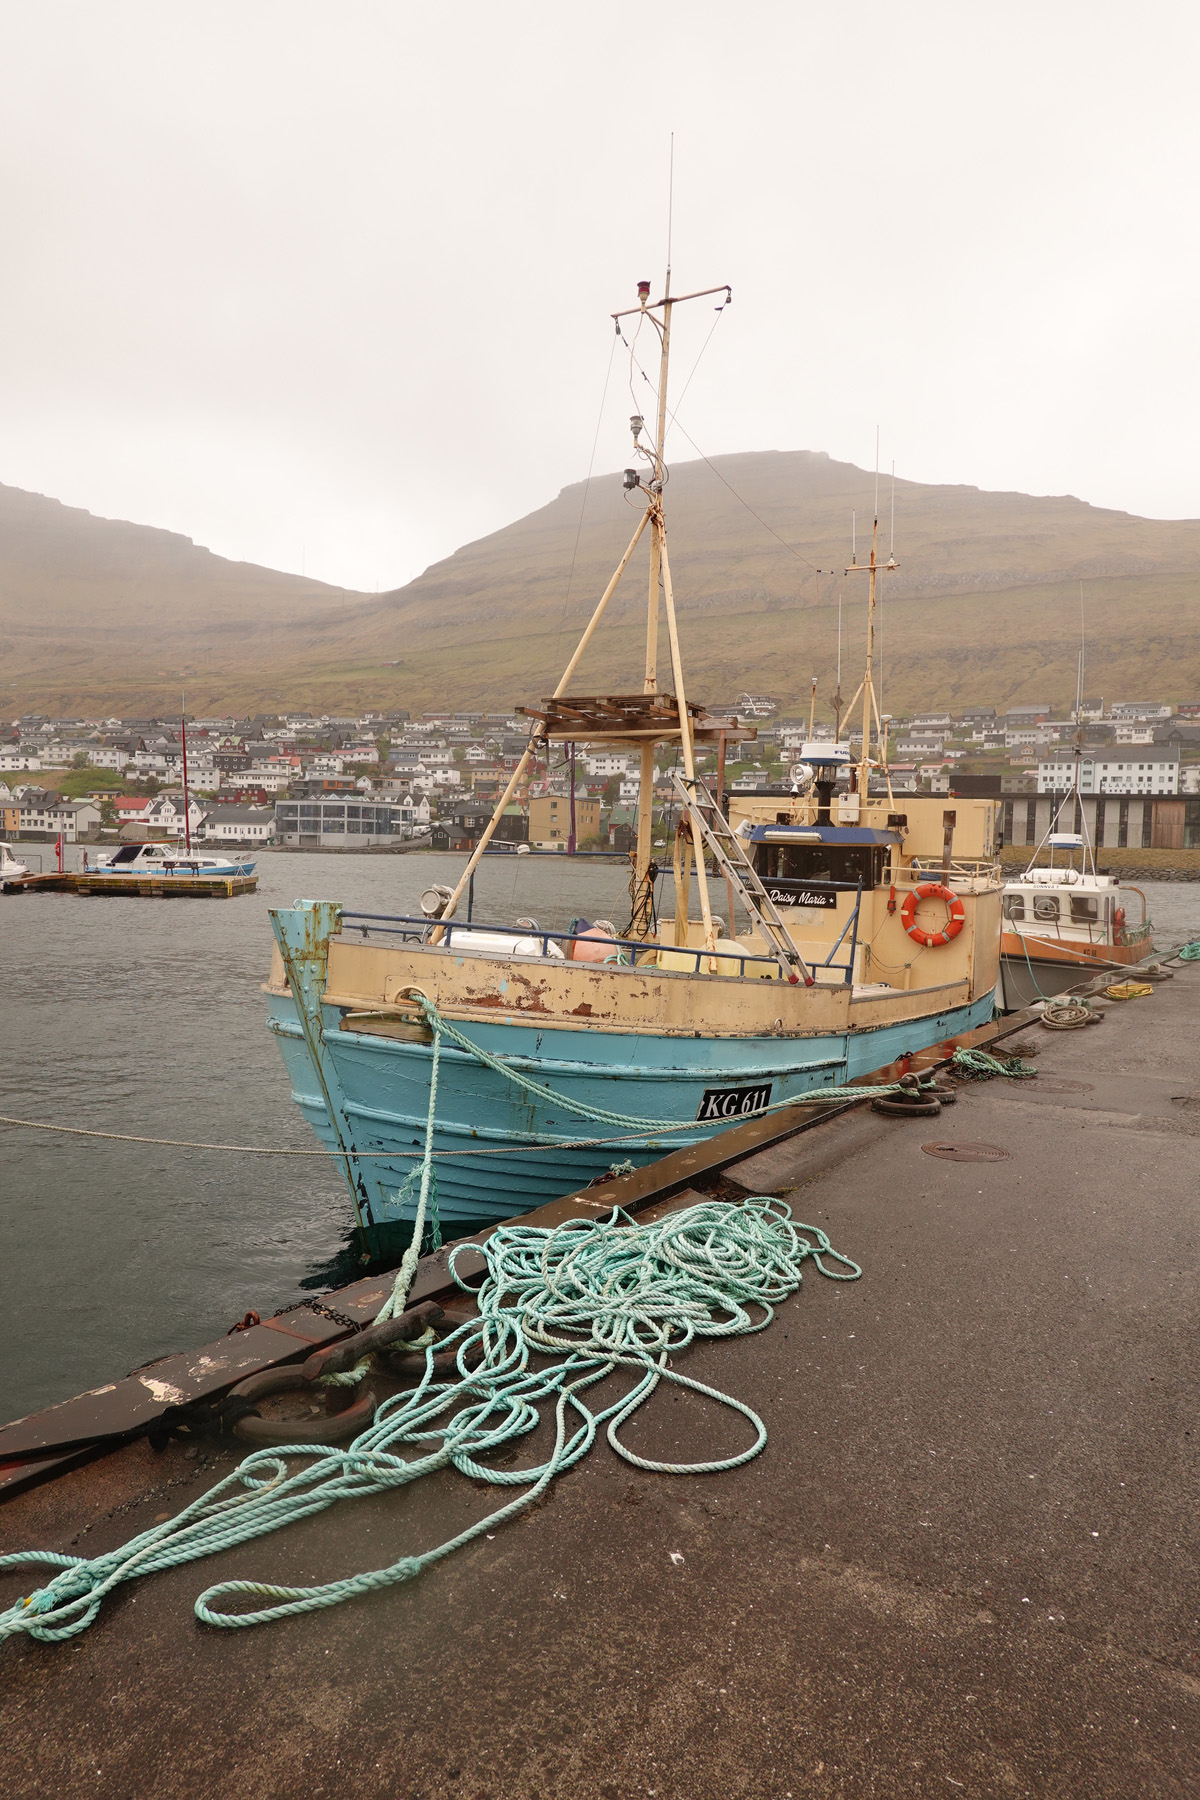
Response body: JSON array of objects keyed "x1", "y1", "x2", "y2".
[{"x1": 1, "y1": 853, "x2": 1196, "y2": 1426}]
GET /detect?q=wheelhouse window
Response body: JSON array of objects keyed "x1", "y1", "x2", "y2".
[
  {"x1": 1002, "y1": 892, "x2": 1025, "y2": 920},
  {"x1": 1032, "y1": 894, "x2": 1059, "y2": 921},
  {"x1": 1069, "y1": 895, "x2": 1099, "y2": 921},
  {"x1": 755, "y1": 842, "x2": 886, "y2": 889}
]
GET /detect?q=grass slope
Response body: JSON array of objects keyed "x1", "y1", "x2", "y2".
[{"x1": 5, "y1": 451, "x2": 1200, "y2": 716}]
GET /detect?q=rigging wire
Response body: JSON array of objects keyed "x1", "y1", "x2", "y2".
[
  {"x1": 619, "y1": 334, "x2": 823, "y2": 575},
  {"x1": 553, "y1": 332, "x2": 620, "y2": 668}
]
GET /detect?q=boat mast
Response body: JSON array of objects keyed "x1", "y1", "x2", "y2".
[
  {"x1": 180, "y1": 693, "x2": 192, "y2": 854},
  {"x1": 432, "y1": 275, "x2": 729, "y2": 942},
  {"x1": 842, "y1": 502, "x2": 897, "y2": 799},
  {"x1": 634, "y1": 271, "x2": 671, "y2": 894}
]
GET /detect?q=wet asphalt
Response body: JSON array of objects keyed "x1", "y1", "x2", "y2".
[{"x1": 1, "y1": 964, "x2": 1198, "y2": 1798}]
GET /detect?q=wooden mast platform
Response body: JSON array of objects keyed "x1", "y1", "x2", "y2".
[{"x1": 516, "y1": 692, "x2": 758, "y2": 746}]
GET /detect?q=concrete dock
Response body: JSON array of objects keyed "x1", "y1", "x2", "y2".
[{"x1": 2, "y1": 966, "x2": 1198, "y2": 1797}]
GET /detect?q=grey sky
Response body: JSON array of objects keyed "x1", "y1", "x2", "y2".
[{"x1": 1, "y1": 2, "x2": 1196, "y2": 591}]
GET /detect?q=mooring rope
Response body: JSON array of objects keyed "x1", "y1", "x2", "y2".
[
  {"x1": 0, "y1": 1197, "x2": 859, "y2": 1643},
  {"x1": 951, "y1": 1047, "x2": 1038, "y2": 1080}
]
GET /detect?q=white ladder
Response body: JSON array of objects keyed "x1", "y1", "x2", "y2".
[{"x1": 670, "y1": 772, "x2": 813, "y2": 986}]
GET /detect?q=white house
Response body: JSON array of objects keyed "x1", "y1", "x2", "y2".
[
  {"x1": 144, "y1": 795, "x2": 210, "y2": 839},
  {"x1": 0, "y1": 751, "x2": 42, "y2": 771},
  {"x1": 1114, "y1": 723, "x2": 1156, "y2": 745},
  {"x1": 14, "y1": 797, "x2": 101, "y2": 840},
  {"x1": 1109, "y1": 702, "x2": 1170, "y2": 721},
  {"x1": 584, "y1": 751, "x2": 631, "y2": 778},
  {"x1": 1037, "y1": 747, "x2": 1180, "y2": 796},
  {"x1": 197, "y1": 805, "x2": 277, "y2": 845},
  {"x1": 85, "y1": 746, "x2": 131, "y2": 770}
]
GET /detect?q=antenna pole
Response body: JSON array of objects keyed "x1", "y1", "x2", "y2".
[
  {"x1": 808, "y1": 676, "x2": 817, "y2": 738},
  {"x1": 845, "y1": 464, "x2": 899, "y2": 792},
  {"x1": 859, "y1": 518, "x2": 879, "y2": 795},
  {"x1": 180, "y1": 692, "x2": 191, "y2": 854}
]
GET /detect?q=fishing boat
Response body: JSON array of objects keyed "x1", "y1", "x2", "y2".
[
  {"x1": 0, "y1": 842, "x2": 29, "y2": 889},
  {"x1": 264, "y1": 268, "x2": 1005, "y2": 1255},
  {"x1": 92, "y1": 842, "x2": 258, "y2": 877},
  {"x1": 998, "y1": 831, "x2": 1152, "y2": 1010}
]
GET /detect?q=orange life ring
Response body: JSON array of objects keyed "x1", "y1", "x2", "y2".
[{"x1": 900, "y1": 882, "x2": 965, "y2": 948}]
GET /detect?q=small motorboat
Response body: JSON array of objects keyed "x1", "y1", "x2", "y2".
[
  {"x1": 92, "y1": 842, "x2": 257, "y2": 877},
  {"x1": 998, "y1": 832, "x2": 1152, "y2": 1009},
  {"x1": 0, "y1": 842, "x2": 29, "y2": 889}
]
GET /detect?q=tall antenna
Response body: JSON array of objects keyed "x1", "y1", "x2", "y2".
[
  {"x1": 851, "y1": 510, "x2": 856, "y2": 562},
  {"x1": 666, "y1": 132, "x2": 675, "y2": 278},
  {"x1": 874, "y1": 425, "x2": 880, "y2": 521},
  {"x1": 890, "y1": 460, "x2": 896, "y2": 557}
]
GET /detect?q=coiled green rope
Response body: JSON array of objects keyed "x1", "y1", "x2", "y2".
[
  {"x1": 1177, "y1": 941, "x2": 1200, "y2": 962},
  {"x1": 951, "y1": 1047, "x2": 1038, "y2": 1080},
  {"x1": 0, "y1": 1197, "x2": 859, "y2": 1643}
]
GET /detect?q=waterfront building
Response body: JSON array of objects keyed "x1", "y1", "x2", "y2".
[
  {"x1": 197, "y1": 806, "x2": 276, "y2": 845},
  {"x1": 1037, "y1": 746, "x2": 1180, "y2": 796},
  {"x1": 273, "y1": 796, "x2": 421, "y2": 847},
  {"x1": 528, "y1": 792, "x2": 600, "y2": 847}
]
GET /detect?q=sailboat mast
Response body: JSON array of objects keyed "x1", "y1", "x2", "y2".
[
  {"x1": 858, "y1": 517, "x2": 879, "y2": 794},
  {"x1": 634, "y1": 270, "x2": 672, "y2": 894},
  {"x1": 180, "y1": 694, "x2": 192, "y2": 854}
]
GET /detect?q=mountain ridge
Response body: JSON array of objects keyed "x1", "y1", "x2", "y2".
[{"x1": 4, "y1": 450, "x2": 1200, "y2": 717}]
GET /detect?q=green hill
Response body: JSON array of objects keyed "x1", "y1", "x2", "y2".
[{"x1": 5, "y1": 452, "x2": 1200, "y2": 718}]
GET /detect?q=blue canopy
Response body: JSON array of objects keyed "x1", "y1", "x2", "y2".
[{"x1": 749, "y1": 824, "x2": 900, "y2": 846}]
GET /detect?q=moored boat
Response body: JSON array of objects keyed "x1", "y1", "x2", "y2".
[
  {"x1": 0, "y1": 842, "x2": 30, "y2": 889},
  {"x1": 93, "y1": 842, "x2": 258, "y2": 878},
  {"x1": 264, "y1": 267, "x2": 1004, "y2": 1256},
  {"x1": 998, "y1": 832, "x2": 1151, "y2": 1010}
]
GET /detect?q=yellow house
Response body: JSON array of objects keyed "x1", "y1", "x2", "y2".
[{"x1": 529, "y1": 793, "x2": 600, "y2": 849}]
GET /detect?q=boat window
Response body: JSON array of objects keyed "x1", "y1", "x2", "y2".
[
  {"x1": 756, "y1": 842, "x2": 885, "y2": 889},
  {"x1": 1033, "y1": 894, "x2": 1059, "y2": 920},
  {"x1": 1069, "y1": 895, "x2": 1099, "y2": 921},
  {"x1": 1003, "y1": 893, "x2": 1025, "y2": 920}
]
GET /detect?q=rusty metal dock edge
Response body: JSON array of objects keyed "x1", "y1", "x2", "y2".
[{"x1": 0, "y1": 1000, "x2": 1044, "y2": 1496}]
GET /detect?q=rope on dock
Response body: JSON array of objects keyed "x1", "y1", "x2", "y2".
[
  {"x1": 0, "y1": 1196, "x2": 860, "y2": 1643},
  {"x1": 951, "y1": 1047, "x2": 1038, "y2": 1080}
]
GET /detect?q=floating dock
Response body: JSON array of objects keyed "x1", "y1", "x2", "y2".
[
  {"x1": 11, "y1": 870, "x2": 258, "y2": 899},
  {"x1": 2, "y1": 962, "x2": 1198, "y2": 1796}
]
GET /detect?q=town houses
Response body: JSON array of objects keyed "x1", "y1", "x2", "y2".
[{"x1": 3, "y1": 694, "x2": 1200, "y2": 853}]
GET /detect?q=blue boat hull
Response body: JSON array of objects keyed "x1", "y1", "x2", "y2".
[{"x1": 265, "y1": 984, "x2": 996, "y2": 1244}]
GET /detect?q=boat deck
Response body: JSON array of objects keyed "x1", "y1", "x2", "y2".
[
  {"x1": 2, "y1": 961, "x2": 1198, "y2": 1795},
  {"x1": 10, "y1": 870, "x2": 258, "y2": 898}
]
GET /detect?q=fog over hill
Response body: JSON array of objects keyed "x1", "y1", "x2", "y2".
[{"x1": 5, "y1": 453, "x2": 1200, "y2": 718}]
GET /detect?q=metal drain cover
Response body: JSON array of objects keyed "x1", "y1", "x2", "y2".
[
  {"x1": 921, "y1": 1141, "x2": 1012, "y2": 1163},
  {"x1": 1031, "y1": 1078, "x2": 1093, "y2": 1095}
]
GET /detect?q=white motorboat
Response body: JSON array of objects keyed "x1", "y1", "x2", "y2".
[
  {"x1": 91, "y1": 842, "x2": 257, "y2": 878},
  {"x1": 0, "y1": 842, "x2": 29, "y2": 889},
  {"x1": 999, "y1": 833, "x2": 1151, "y2": 1009}
]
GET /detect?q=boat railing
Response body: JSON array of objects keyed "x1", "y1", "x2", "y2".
[
  {"x1": 339, "y1": 910, "x2": 789, "y2": 980},
  {"x1": 911, "y1": 857, "x2": 1000, "y2": 883}
]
